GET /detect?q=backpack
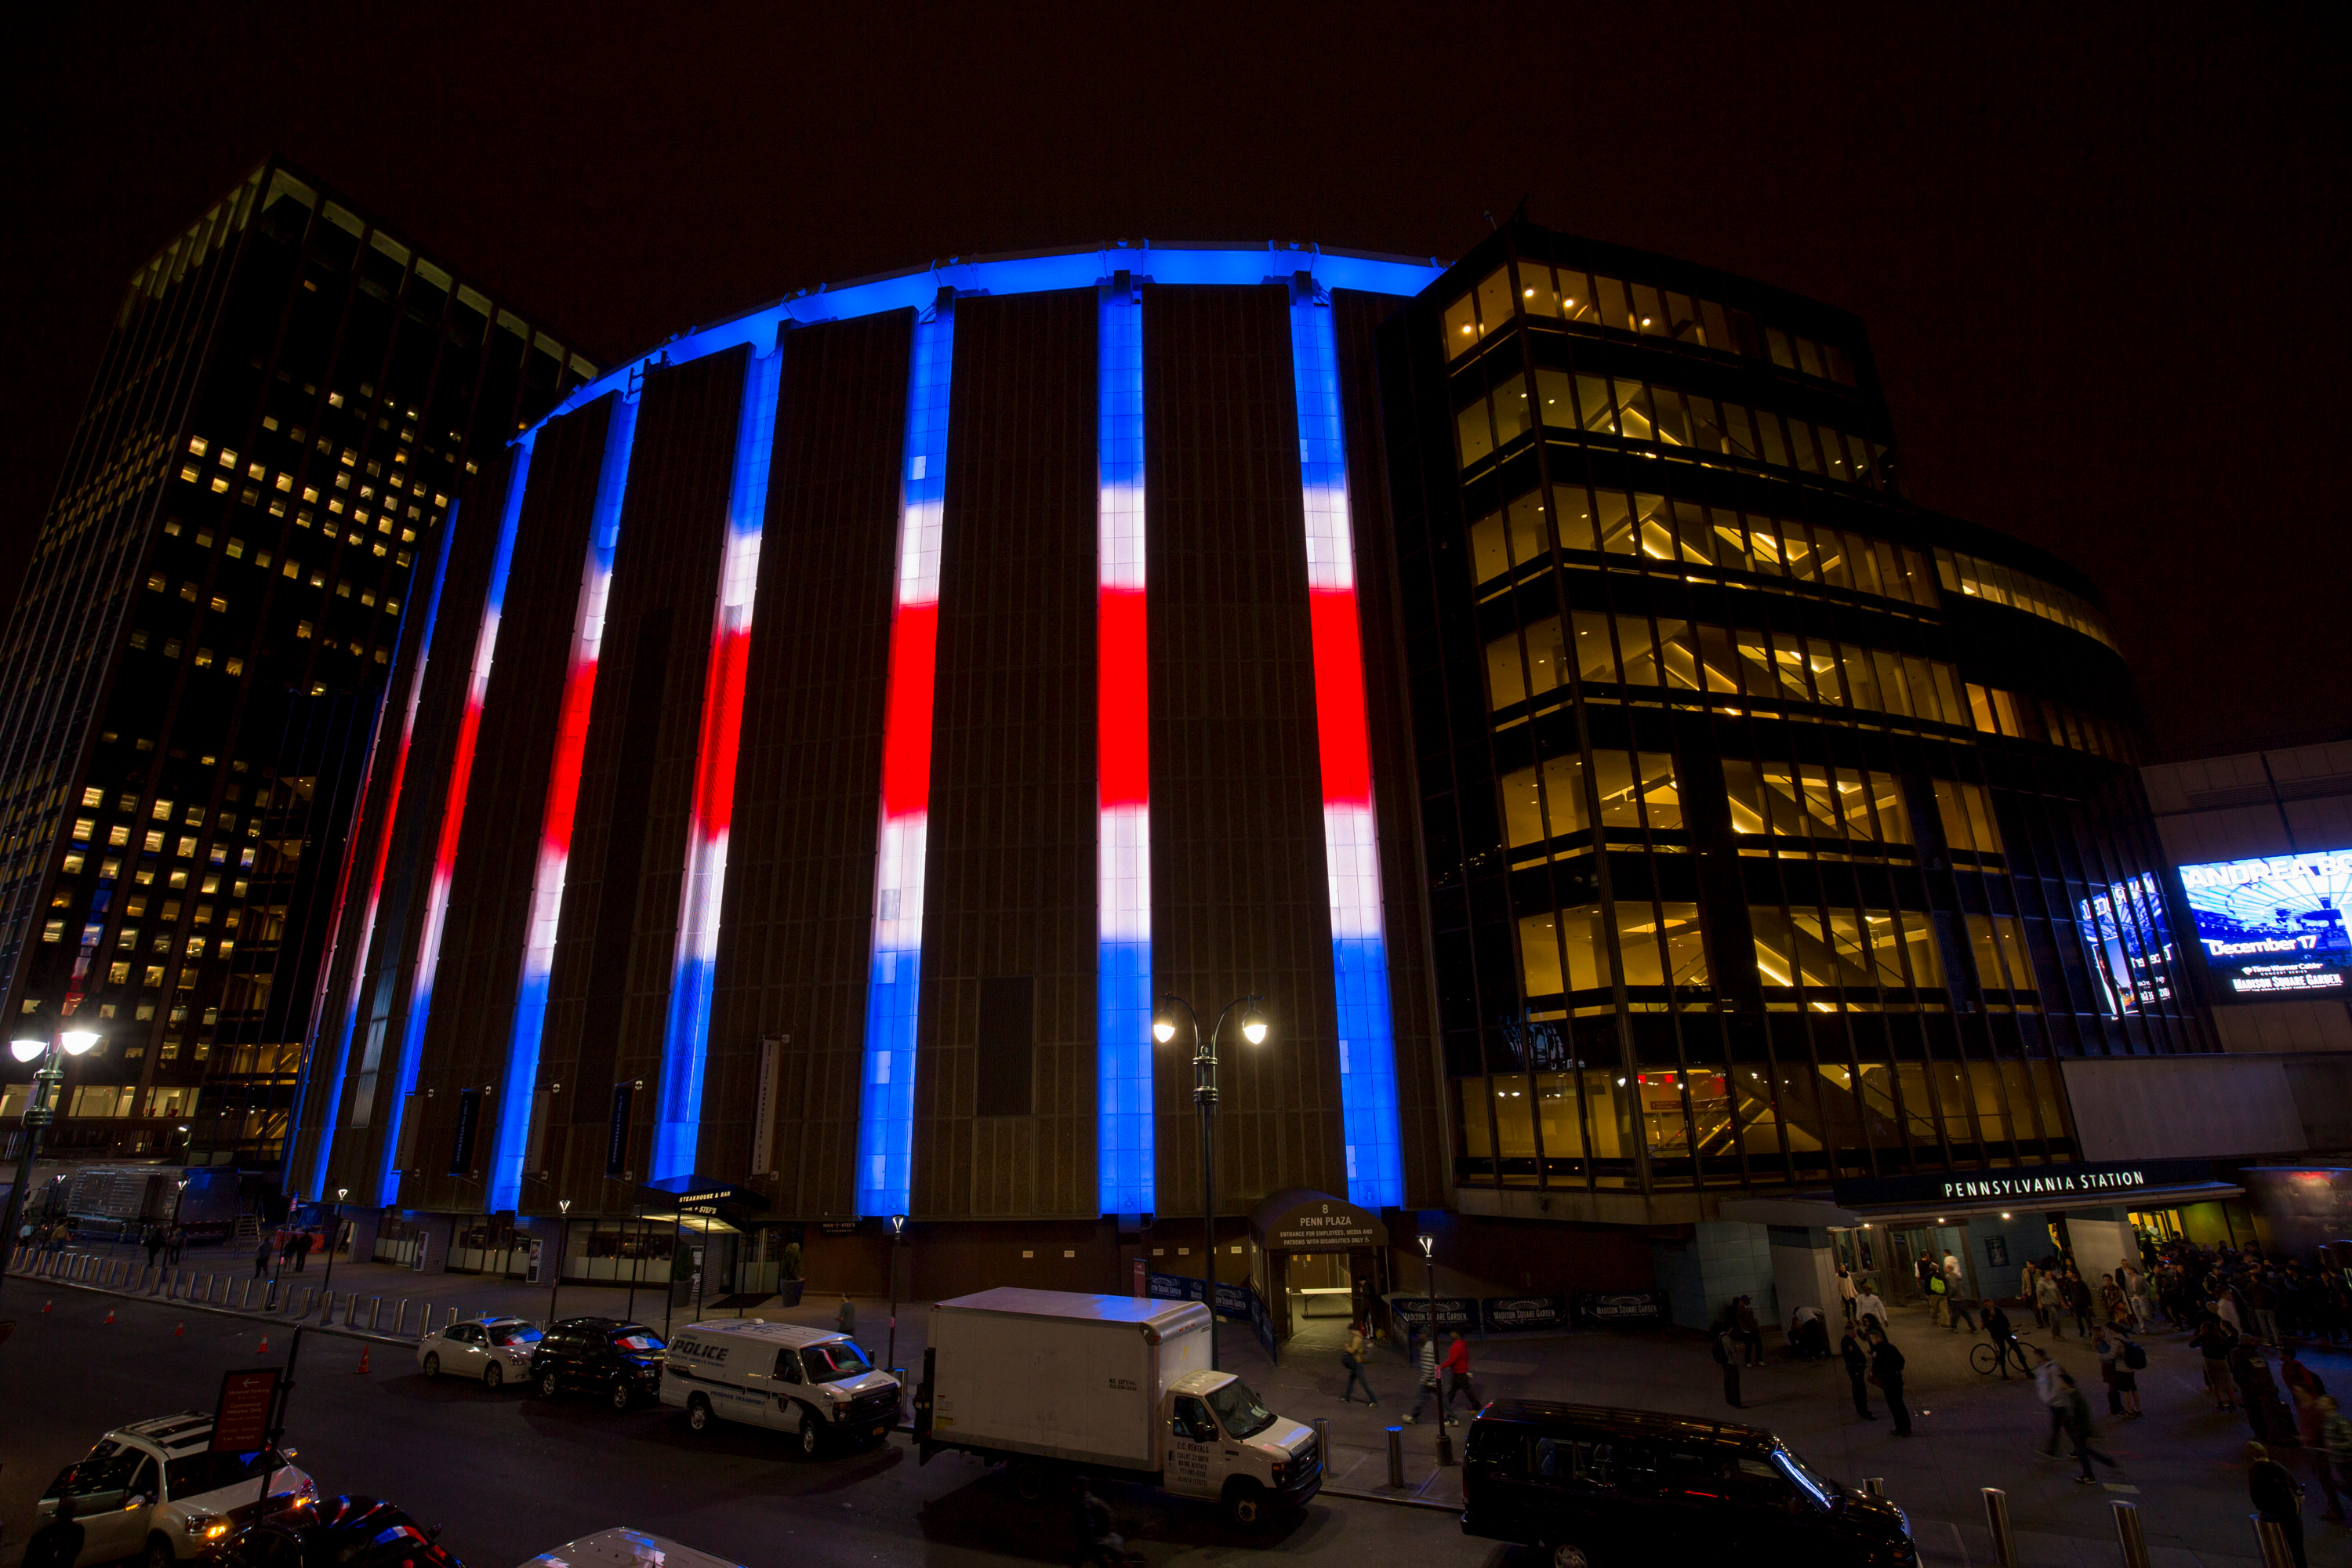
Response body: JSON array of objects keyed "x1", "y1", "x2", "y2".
[{"x1": 2124, "y1": 1341, "x2": 2148, "y2": 1370}]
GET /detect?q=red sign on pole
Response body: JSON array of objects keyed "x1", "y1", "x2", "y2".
[{"x1": 212, "y1": 1368, "x2": 280, "y2": 1451}]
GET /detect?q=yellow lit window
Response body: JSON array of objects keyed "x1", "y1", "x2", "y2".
[
  {"x1": 81, "y1": 786, "x2": 103, "y2": 808},
  {"x1": 188, "y1": 436, "x2": 209, "y2": 456}
]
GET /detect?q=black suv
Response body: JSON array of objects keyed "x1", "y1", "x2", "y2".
[
  {"x1": 1461, "y1": 1401, "x2": 1915, "y2": 1568},
  {"x1": 527, "y1": 1318, "x2": 666, "y2": 1410},
  {"x1": 216, "y1": 1497, "x2": 464, "y2": 1568}
]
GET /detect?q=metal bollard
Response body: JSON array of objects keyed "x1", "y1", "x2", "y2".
[
  {"x1": 298, "y1": 1287, "x2": 313, "y2": 1319},
  {"x1": 320, "y1": 1290, "x2": 334, "y2": 1323},
  {"x1": 346, "y1": 1294, "x2": 359, "y2": 1327},
  {"x1": 443, "y1": 1306, "x2": 456, "y2": 1329},
  {"x1": 421, "y1": 1303, "x2": 433, "y2": 1335},
  {"x1": 1984, "y1": 1487, "x2": 2017, "y2": 1568},
  {"x1": 368, "y1": 1298, "x2": 382, "y2": 1331},
  {"x1": 1314, "y1": 1417, "x2": 1330, "y2": 1466},
  {"x1": 2252, "y1": 1515, "x2": 2296, "y2": 1568},
  {"x1": 1386, "y1": 1425, "x2": 1406, "y2": 1489},
  {"x1": 2112, "y1": 1501, "x2": 2148, "y2": 1568},
  {"x1": 393, "y1": 1300, "x2": 408, "y2": 1336}
]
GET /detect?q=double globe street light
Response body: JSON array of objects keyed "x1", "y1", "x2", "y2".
[
  {"x1": 1152, "y1": 993, "x2": 1266, "y2": 1370},
  {"x1": 1, "y1": 1027, "x2": 100, "y2": 1301}
]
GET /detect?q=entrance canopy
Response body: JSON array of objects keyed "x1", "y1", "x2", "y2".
[{"x1": 1250, "y1": 1189, "x2": 1388, "y2": 1251}]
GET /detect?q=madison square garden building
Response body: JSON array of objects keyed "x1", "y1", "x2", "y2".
[{"x1": 292, "y1": 223, "x2": 2206, "y2": 1330}]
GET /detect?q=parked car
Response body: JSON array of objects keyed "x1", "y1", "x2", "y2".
[
  {"x1": 213, "y1": 1495, "x2": 463, "y2": 1568},
  {"x1": 659, "y1": 1318, "x2": 902, "y2": 1455},
  {"x1": 528, "y1": 1317, "x2": 667, "y2": 1410},
  {"x1": 1460, "y1": 1401, "x2": 1915, "y2": 1568},
  {"x1": 416, "y1": 1316, "x2": 543, "y2": 1388},
  {"x1": 32, "y1": 1411, "x2": 316, "y2": 1566},
  {"x1": 518, "y1": 1526, "x2": 741, "y2": 1568}
]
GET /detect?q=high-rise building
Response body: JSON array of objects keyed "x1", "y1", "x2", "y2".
[{"x1": 0, "y1": 158, "x2": 597, "y2": 1181}]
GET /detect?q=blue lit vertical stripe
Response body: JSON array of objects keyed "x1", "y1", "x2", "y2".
[
  {"x1": 855, "y1": 300, "x2": 955, "y2": 1217},
  {"x1": 1096, "y1": 278, "x2": 1153, "y2": 1216},
  {"x1": 487, "y1": 394, "x2": 641, "y2": 1212},
  {"x1": 653, "y1": 345, "x2": 783, "y2": 1180},
  {"x1": 1289, "y1": 289, "x2": 1404, "y2": 1208},
  {"x1": 378, "y1": 437, "x2": 532, "y2": 1208},
  {"x1": 304, "y1": 501, "x2": 457, "y2": 1199}
]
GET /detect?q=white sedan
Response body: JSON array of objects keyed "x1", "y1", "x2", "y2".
[{"x1": 417, "y1": 1316, "x2": 543, "y2": 1388}]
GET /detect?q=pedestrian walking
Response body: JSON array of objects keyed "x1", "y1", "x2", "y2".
[
  {"x1": 1840, "y1": 1329, "x2": 1875, "y2": 1420},
  {"x1": 2194, "y1": 1312, "x2": 2241, "y2": 1411},
  {"x1": 1926, "y1": 1265, "x2": 1950, "y2": 1328},
  {"x1": 295, "y1": 1228, "x2": 314, "y2": 1272},
  {"x1": 835, "y1": 1292, "x2": 857, "y2": 1338},
  {"x1": 1735, "y1": 1295, "x2": 1764, "y2": 1367},
  {"x1": 168, "y1": 1225, "x2": 186, "y2": 1266},
  {"x1": 1071, "y1": 1477, "x2": 1129, "y2": 1568},
  {"x1": 1403, "y1": 1323, "x2": 1446, "y2": 1425},
  {"x1": 2249, "y1": 1442, "x2": 2309, "y2": 1568},
  {"x1": 2021, "y1": 1261, "x2": 2044, "y2": 1329},
  {"x1": 2035, "y1": 1267, "x2": 2067, "y2": 1338},
  {"x1": 1440, "y1": 1331, "x2": 1481, "y2": 1414},
  {"x1": 2093, "y1": 1328, "x2": 2123, "y2": 1417},
  {"x1": 1838, "y1": 1265, "x2": 1858, "y2": 1326},
  {"x1": 252, "y1": 1236, "x2": 272, "y2": 1281},
  {"x1": 2033, "y1": 1347, "x2": 2069, "y2": 1457},
  {"x1": 2113, "y1": 1327, "x2": 2145, "y2": 1417},
  {"x1": 2321, "y1": 1396, "x2": 2352, "y2": 1524},
  {"x1": 2067, "y1": 1270, "x2": 2096, "y2": 1338},
  {"x1": 1869, "y1": 1330, "x2": 1910, "y2": 1436},
  {"x1": 1339, "y1": 1321, "x2": 1377, "y2": 1406},
  {"x1": 1983, "y1": 1301, "x2": 2025, "y2": 1378},
  {"x1": 19, "y1": 1495, "x2": 84, "y2": 1568},
  {"x1": 143, "y1": 1227, "x2": 163, "y2": 1269},
  {"x1": 1853, "y1": 1281, "x2": 1886, "y2": 1336},
  {"x1": 1713, "y1": 1319, "x2": 1743, "y2": 1410},
  {"x1": 2284, "y1": 1359, "x2": 2343, "y2": 1521},
  {"x1": 2234, "y1": 1336, "x2": 2297, "y2": 1445},
  {"x1": 2060, "y1": 1373, "x2": 2119, "y2": 1486}
]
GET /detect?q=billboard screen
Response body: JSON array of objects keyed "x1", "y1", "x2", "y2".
[
  {"x1": 2178, "y1": 849, "x2": 2352, "y2": 1000},
  {"x1": 2078, "y1": 871, "x2": 2178, "y2": 1018}
]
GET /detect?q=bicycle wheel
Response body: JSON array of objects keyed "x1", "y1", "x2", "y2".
[{"x1": 1970, "y1": 1341, "x2": 1998, "y2": 1375}]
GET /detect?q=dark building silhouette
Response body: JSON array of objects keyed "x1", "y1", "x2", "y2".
[{"x1": 0, "y1": 158, "x2": 596, "y2": 1179}]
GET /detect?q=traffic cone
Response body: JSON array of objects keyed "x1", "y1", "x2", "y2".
[
  {"x1": 256, "y1": 1334, "x2": 270, "y2": 1354},
  {"x1": 41, "y1": 1300, "x2": 52, "y2": 1313},
  {"x1": 103, "y1": 1308, "x2": 114, "y2": 1325},
  {"x1": 175, "y1": 1320, "x2": 185, "y2": 1336},
  {"x1": 354, "y1": 1346, "x2": 370, "y2": 1374}
]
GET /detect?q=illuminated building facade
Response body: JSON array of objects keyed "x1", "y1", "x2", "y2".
[
  {"x1": 0, "y1": 159, "x2": 594, "y2": 1178},
  {"x1": 297, "y1": 224, "x2": 2285, "y2": 1321}
]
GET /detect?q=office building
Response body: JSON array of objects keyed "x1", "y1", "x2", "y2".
[{"x1": 0, "y1": 158, "x2": 597, "y2": 1187}]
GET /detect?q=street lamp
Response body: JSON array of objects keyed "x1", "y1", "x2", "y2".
[
  {"x1": 886, "y1": 1214, "x2": 906, "y2": 1379},
  {"x1": 1152, "y1": 993, "x2": 1267, "y2": 1370},
  {"x1": 1419, "y1": 1229, "x2": 1454, "y2": 1465},
  {"x1": 1, "y1": 1027, "x2": 100, "y2": 1300},
  {"x1": 549, "y1": 1199, "x2": 572, "y2": 1323},
  {"x1": 320, "y1": 1187, "x2": 350, "y2": 1296}
]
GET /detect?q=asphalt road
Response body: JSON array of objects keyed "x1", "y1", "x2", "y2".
[{"x1": 0, "y1": 1289, "x2": 1500, "y2": 1568}]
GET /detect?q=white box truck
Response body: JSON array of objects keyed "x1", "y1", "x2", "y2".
[{"x1": 913, "y1": 1287, "x2": 1320, "y2": 1528}]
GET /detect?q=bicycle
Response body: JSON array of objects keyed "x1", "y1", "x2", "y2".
[{"x1": 1972, "y1": 1336, "x2": 2036, "y2": 1376}]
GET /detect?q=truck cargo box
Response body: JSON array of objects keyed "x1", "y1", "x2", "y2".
[{"x1": 930, "y1": 1287, "x2": 1213, "y2": 1472}]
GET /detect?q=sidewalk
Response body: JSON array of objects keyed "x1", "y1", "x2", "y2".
[{"x1": 8, "y1": 1242, "x2": 2320, "y2": 1560}]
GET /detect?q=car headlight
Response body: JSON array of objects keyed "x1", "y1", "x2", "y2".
[{"x1": 183, "y1": 1514, "x2": 215, "y2": 1536}]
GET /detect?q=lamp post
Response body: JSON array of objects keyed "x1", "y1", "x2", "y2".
[
  {"x1": 320, "y1": 1187, "x2": 348, "y2": 1296},
  {"x1": 1153, "y1": 993, "x2": 1267, "y2": 1371},
  {"x1": 1, "y1": 1026, "x2": 100, "y2": 1301},
  {"x1": 886, "y1": 1214, "x2": 906, "y2": 1377},
  {"x1": 549, "y1": 1199, "x2": 571, "y2": 1323},
  {"x1": 1419, "y1": 1229, "x2": 1453, "y2": 1465}
]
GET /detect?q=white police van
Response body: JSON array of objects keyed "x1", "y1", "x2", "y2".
[{"x1": 659, "y1": 1319, "x2": 903, "y2": 1457}]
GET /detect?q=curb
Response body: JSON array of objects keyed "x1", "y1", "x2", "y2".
[
  {"x1": 1319, "y1": 1485, "x2": 1461, "y2": 1512},
  {"x1": 6, "y1": 1270, "x2": 419, "y2": 1349}
]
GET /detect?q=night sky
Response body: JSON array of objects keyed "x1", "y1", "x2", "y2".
[{"x1": 9, "y1": 5, "x2": 2345, "y2": 762}]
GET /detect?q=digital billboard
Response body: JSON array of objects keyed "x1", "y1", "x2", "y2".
[
  {"x1": 2078, "y1": 871, "x2": 2178, "y2": 1018},
  {"x1": 2178, "y1": 848, "x2": 2352, "y2": 1000}
]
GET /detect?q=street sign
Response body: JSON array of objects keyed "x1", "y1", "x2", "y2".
[{"x1": 211, "y1": 1368, "x2": 280, "y2": 1451}]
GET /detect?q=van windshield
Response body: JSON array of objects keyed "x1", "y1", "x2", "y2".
[
  {"x1": 1771, "y1": 1445, "x2": 1835, "y2": 1510},
  {"x1": 802, "y1": 1341, "x2": 874, "y2": 1383},
  {"x1": 1205, "y1": 1377, "x2": 1277, "y2": 1439}
]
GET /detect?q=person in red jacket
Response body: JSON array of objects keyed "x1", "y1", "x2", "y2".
[{"x1": 1440, "y1": 1332, "x2": 1483, "y2": 1417}]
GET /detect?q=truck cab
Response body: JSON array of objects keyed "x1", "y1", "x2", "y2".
[{"x1": 1160, "y1": 1370, "x2": 1321, "y2": 1523}]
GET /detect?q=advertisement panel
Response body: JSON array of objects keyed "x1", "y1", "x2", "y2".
[
  {"x1": 2180, "y1": 848, "x2": 2352, "y2": 1000},
  {"x1": 2079, "y1": 871, "x2": 2178, "y2": 1018},
  {"x1": 1574, "y1": 1290, "x2": 1671, "y2": 1327}
]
